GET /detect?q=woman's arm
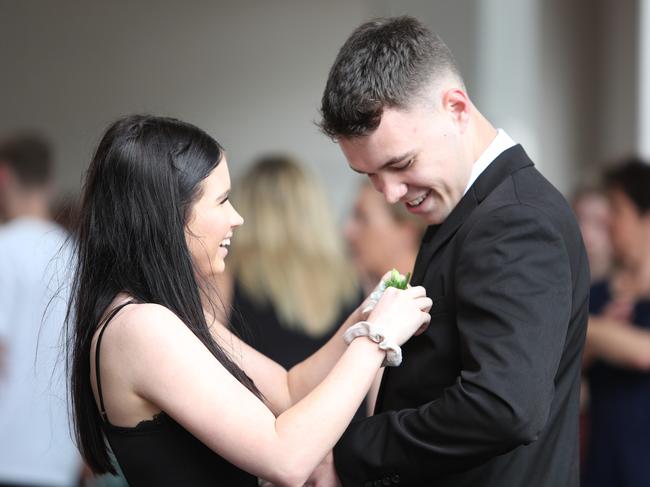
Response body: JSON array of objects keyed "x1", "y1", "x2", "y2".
[
  {"x1": 212, "y1": 270, "x2": 368, "y2": 409},
  {"x1": 213, "y1": 272, "x2": 390, "y2": 410},
  {"x1": 206, "y1": 303, "x2": 364, "y2": 415},
  {"x1": 366, "y1": 369, "x2": 385, "y2": 416},
  {"x1": 586, "y1": 315, "x2": 650, "y2": 370},
  {"x1": 117, "y1": 288, "x2": 430, "y2": 487},
  {"x1": 215, "y1": 295, "x2": 391, "y2": 411},
  {"x1": 286, "y1": 272, "x2": 398, "y2": 404},
  {"x1": 285, "y1": 305, "x2": 364, "y2": 403}
]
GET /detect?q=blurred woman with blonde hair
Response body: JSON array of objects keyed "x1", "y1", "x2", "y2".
[
  {"x1": 222, "y1": 154, "x2": 361, "y2": 368},
  {"x1": 345, "y1": 179, "x2": 427, "y2": 293}
]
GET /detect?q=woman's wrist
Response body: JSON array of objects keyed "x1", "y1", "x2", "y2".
[
  {"x1": 342, "y1": 305, "x2": 364, "y2": 331},
  {"x1": 346, "y1": 333, "x2": 386, "y2": 365},
  {"x1": 343, "y1": 320, "x2": 403, "y2": 367}
]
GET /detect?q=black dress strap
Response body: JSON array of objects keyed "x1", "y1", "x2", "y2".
[{"x1": 95, "y1": 300, "x2": 135, "y2": 423}]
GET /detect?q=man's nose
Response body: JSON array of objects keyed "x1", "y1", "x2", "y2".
[{"x1": 375, "y1": 176, "x2": 407, "y2": 204}]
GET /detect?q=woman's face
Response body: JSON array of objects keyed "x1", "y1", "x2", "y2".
[
  {"x1": 185, "y1": 159, "x2": 243, "y2": 276},
  {"x1": 344, "y1": 184, "x2": 414, "y2": 280}
]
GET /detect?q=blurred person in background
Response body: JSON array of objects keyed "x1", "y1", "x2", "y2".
[
  {"x1": 221, "y1": 154, "x2": 361, "y2": 369},
  {"x1": 572, "y1": 187, "x2": 613, "y2": 283},
  {"x1": 52, "y1": 193, "x2": 82, "y2": 235},
  {"x1": 0, "y1": 133, "x2": 82, "y2": 486},
  {"x1": 583, "y1": 158, "x2": 650, "y2": 487},
  {"x1": 571, "y1": 185, "x2": 613, "y2": 468},
  {"x1": 345, "y1": 179, "x2": 426, "y2": 293},
  {"x1": 345, "y1": 179, "x2": 427, "y2": 414}
]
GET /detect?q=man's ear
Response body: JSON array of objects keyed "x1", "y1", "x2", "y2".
[{"x1": 441, "y1": 88, "x2": 471, "y2": 130}]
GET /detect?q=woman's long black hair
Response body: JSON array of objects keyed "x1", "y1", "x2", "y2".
[{"x1": 66, "y1": 115, "x2": 260, "y2": 473}]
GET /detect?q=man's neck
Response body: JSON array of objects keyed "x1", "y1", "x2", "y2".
[
  {"x1": 5, "y1": 193, "x2": 51, "y2": 222},
  {"x1": 470, "y1": 111, "x2": 498, "y2": 164}
]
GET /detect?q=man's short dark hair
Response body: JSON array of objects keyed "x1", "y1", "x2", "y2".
[
  {"x1": 0, "y1": 133, "x2": 53, "y2": 187},
  {"x1": 604, "y1": 157, "x2": 650, "y2": 214},
  {"x1": 319, "y1": 16, "x2": 462, "y2": 140}
]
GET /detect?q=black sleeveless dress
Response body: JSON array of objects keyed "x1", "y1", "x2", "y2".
[{"x1": 95, "y1": 302, "x2": 258, "y2": 486}]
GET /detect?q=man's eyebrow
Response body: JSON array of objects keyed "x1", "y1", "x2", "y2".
[{"x1": 350, "y1": 151, "x2": 415, "y2": 175}]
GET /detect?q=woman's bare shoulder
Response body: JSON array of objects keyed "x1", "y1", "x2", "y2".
[{"x1": 95, "y1": 301, "x2": 192, "y2": 355}]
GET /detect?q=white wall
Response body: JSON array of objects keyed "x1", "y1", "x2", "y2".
[
  {"x1": 0, "y1": 0, "x2": 386, "y2": 218},
  {"x1": 474, "y1": 0, "x2": 544, "y2": 181},
  {"x1": 639, "y1": 0, "x2": 650, "y2": 158},
  {"x1": 0, "y1": 0, "x2": 640, "y2": 218}
]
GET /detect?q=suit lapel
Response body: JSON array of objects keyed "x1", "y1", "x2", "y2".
[
  {"x1": 375, "y1": 145, "x2": 534, "y2": 415},
  {"x1": 411, "y1": 192, "x2": 477, "y2": 285},
  {"x1": 411, "y1": 144, "x2": 534, "y2": 286}
]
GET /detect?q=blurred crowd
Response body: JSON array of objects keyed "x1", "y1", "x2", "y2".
[
  {"x1": 0, "y1": 134, "x2": 82, "y2": 486},
  {"x1": 573, "y1": 160, "x2": 650, "y2": 486},
  {"x1": 0, "y1": 128, "x2": 649, "y2": 486}
]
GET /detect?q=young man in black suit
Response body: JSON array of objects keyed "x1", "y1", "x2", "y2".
[{"x1": 312, "y1": 16, "x2": 590, "y2": 487}]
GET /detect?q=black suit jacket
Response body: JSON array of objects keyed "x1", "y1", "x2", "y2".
[{"x1": 333, "y1": 145, "x2": 590, "y2": 487}]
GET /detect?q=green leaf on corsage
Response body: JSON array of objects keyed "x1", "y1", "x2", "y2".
[{"x1": 383, "y1": 268, "x2": 411, "y2": 290}]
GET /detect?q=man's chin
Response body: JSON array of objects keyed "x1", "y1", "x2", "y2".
[
  {"x1": 416, "y1": 209, "x2": 447, "y2": 225},
  {"x1": 403, "y1": 195, "x2": 447, "y2": 225}
]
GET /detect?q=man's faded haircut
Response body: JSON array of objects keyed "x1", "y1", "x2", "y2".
[{"x1": 319, "y1": 16, "x2": 463, "y2": 140}]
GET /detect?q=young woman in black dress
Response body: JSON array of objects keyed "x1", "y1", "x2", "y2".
[{"x1": 67, "y1": 115, "x2": 431, "y2": 486}]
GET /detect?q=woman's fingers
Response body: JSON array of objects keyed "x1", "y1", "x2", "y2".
[
  {"x1": 414, "y1": 312, "x2": 431, "y2": 336},
  {"x1": 403, "y1": 285, "x2": 426, "y2": 298},
  {"x1": 415, "y1": 297, "x2": 433, "y2": 312}
]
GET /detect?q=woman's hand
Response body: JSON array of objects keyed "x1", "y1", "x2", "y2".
[
  {"x1": 367, "y1": 285, "x2": 432, "y2": 347},
  {"x1": 360, "y1": 269, "x2": 412, "y2": 316},
  {"x1": 359, "y1": 271, "x2": 393, "y2": 316}
]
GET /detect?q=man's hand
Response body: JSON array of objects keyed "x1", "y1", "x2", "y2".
[{"x1": 304, "y1": 452, "x2": 342, "y2": 487}]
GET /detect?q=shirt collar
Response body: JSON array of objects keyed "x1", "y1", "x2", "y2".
[{"x1": 463, "y1": 128, "x2": 516, "y2": 195}]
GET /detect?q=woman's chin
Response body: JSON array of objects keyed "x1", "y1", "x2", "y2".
[
  {"x1": 214, "y1": 258, "x2": 227, "y2": 274},
  {"x1": 196, "y1": 259, "x2": 226, "y2": 279}
]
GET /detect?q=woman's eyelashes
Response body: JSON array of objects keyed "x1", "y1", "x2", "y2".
[{"x1": 217, "y1": 191, "x2": 230, "y2": 205}]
